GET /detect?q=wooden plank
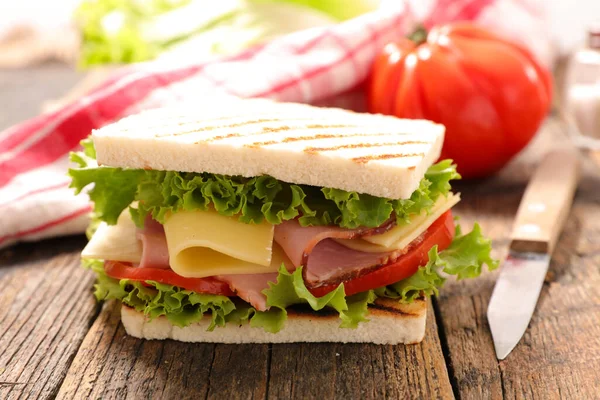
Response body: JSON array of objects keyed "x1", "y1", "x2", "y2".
[
  {"x1": 56, "y1": 301, "x2": 215, "y2": 399},
  {"x1": 436, "y1": 119, "x2": 600, "y2": 399},
  {"x1": 0, "y1": 236, "x2": 99, "y2": 400},
  {"x1": 269, "y1": 302, "x2": 453, "y2": 399},
  {"x1": 57, "y1": 301, "x2": 270, "y2": 399},
  {"x1": 58, "y1": 301, "x2": 453, "y2": 399}
]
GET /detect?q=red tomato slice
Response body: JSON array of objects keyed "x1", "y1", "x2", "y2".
[
  {"x1": 104, "y1": 261, "x2": 236, "y2": 297},
  {"x1": 309, "y1": 210, "x2": 455, "y2": 298}
]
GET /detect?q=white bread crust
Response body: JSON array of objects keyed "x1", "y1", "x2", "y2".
[
  {"x1": 93, "y1": 98, "x2": 444, "y2": 199},
  {"x1": 121, "y1": 298, "x2": 427, "y2": 345}
]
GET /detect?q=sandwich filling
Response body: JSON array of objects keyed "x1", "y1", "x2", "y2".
[{"x1": 71, "y1": 139, "x2": 497, "y2": 333}]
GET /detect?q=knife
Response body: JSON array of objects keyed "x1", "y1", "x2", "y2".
[{"x1": 487, "y1": 149, "x2": 580, "y2": 360}]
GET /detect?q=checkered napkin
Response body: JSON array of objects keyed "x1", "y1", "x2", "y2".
[{"x1": 0, "y1": 0, "x2": 547, "y2": 248}]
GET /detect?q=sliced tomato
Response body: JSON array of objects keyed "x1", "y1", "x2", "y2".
[
  {"x1": 309, "y1": 210, "x2": 455, "y2": 298},
  {"x1": 104, "y1": 261, "x2": 236, "y2": 297}
]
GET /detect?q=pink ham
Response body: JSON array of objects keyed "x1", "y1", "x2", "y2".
[
  {"x1": 216, "y1": 273, "x2": 279, "y2": 311},
  {"x1": 136, "y1": 216, "x2": 170, "y2": 269},
  {"x1": 273, "y1": 218, "x2": 395, "y2": 266},
  {"x1": 274, "y1": 218, "x2": 401, "y2": 289}
]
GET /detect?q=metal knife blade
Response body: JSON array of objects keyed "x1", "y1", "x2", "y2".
[
  {"x1": 486, "y1": 149, "x2": 580, "y2": 360},
  {"x1": 487, "y1": 251, "x2": 550, "y2": 360}
]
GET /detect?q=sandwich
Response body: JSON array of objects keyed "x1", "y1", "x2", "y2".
[{"x1": 69, "y1": 97, "x2": 497, "y2": 345}]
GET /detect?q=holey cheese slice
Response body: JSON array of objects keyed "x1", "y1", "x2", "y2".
[
  {"x1": 163, "y1": 209, "x2": 278, "y2": 278},
  {"x1": 335, "y1": 193, "x2": 461, "y2": 253}
]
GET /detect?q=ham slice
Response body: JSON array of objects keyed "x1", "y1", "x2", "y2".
[
  {"x1": 274, "y1": 219, "x2": 400, "y2": 289},
  {"x1": 217, "y1": 262, "x2": 295, "y2": 311},
  {"x1": 273, "y1": 218, "x2": 395, "y2": 266},
  {"x1": 217, "y1": 273, "x2": 278, "y2": 311},
  {"x1": 136, "y1": 217, "x2": 170, "y2": 269}
]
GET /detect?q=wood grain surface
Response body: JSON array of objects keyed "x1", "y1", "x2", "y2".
[
  {"x1": 0, "y1": 236, "x2": 98, "y2": 400},
  {"x1": 56, "y1": 301, "x2": 454, "y2": 399},
  {"x1": 438, "y1": 118, "x2": 600, "y2": 400},
  {"x1": 1, "y1": 66, "x2": 599, "y2": 399}
]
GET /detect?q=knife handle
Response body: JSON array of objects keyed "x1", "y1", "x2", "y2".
[{"x1": 510, "y1": 149, "x2": 580, "y2": 254}]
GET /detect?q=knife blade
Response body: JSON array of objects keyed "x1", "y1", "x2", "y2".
[{"x1": 487, "y1": 149, "x2": 580, "y2": 360}]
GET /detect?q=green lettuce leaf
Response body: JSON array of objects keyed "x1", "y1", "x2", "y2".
[
  {"x1": 86, "y1": 259, "x2": 235, "y2": 329},
  {"x1": 249, "y1": 265, "x2": 377, "y2": 332},
  {"x1": 69, "y1": 139, "x2": 459, "y2": 229},
  {"x1": 69, "y1": 142, "x2": 144, "y2": 225},
  {"x1": 340, "y1": 290, "x2": 377, "y2": 328},
  {"x1": 392, "y1": 159, "x2": 461, "y2": 224},
  {"x1": 375, "y1": 223, "x2": 498, "y2": 302},
  {"x1": 434, "y1": 224, "x2": 499, "y2": 279},
  {"x1": 87, "y1": 261, "x2": 376, "y2": 333}
]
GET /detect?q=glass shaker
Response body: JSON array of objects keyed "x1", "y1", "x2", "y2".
[{"x1": 562, "y1": 27, "x2": 600, "y2": 151}]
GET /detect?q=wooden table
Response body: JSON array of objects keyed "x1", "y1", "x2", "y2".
[{"x1": 1, "y1": 66, "x2": 599, "y2": 400}]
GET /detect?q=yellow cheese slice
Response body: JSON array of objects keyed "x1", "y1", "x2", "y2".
[
  {"x1": 168, "y1": 241, "x2": 290, "y2": 278},
  {"x1": 335, "y1": 193, "x2": 461, "y2": 253},
  {"x1": 81, "y1": 210, "x2": 142, "y2": 262},
  {"x1": 163, "y1": 209, "x2": 277, "y2": 278}
]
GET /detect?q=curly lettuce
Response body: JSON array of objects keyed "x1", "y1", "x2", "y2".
[
  {"x1": 85, "y1": 222, "x2": 496, "y2": 332},
  {"x1": 86, "y1": 259, "x2": 374, "y2": 332},
  {"x1": 69, "y1": 139, "x2": 460, "y2": 229},
  {"x1": 85, "y1": 259, "x2": 236, "y2": 329},
  {"x1": 375, "y1": 223, "x2": 499, "y2": 302},
  {"x1": 256, "y1": 265, "x2": 376, "y2": 332}
]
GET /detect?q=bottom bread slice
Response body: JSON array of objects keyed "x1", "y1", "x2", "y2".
[{"x1": 121, "y1": 297, "x2": 427, "y2": 345}]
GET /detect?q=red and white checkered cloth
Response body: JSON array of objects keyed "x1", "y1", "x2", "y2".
[{"x1": 0, "y1": 0, "x2": 550, "y2": 248}]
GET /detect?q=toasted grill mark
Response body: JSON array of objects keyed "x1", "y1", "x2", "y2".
[
  {"x1": 156, "y1": 118, "x2": 283, "y2": 138},
  {"x1": 305, "y1": 124, "x2": 350, "y2": 129},
  {"x1": 135, "y1": 112, "x2": 284, "y2": 132},
  {"x1": 245, "y1": 140, "x2": 279, "y2": 148},
  {"x1": 304, "y1": 140, "x2": 429, "y2": 154},
  {"x1": 368, "y1": 302, "x2": 419, "y2": 317},
  {"x1": 250, "y1": 132, "x2": 395, "y2": 148},
  {"x1": 282, "y1": 132, "x2": 386, "y2": 143},
  {"x1": 351, "y1": 152, "x2": 425, "y2": 164},
  {"x1": 261, "y1": 126, "x2": 292, "y2": 133},
  {"x1": 242, "y1": 125, "x2": 360, "y2": 147},
  {"x1": 286, "y1": 300, "x2": 422, "y2": 318},
  {"x1": 190, "y1": 119, "x2": 345, "y2": 143}
]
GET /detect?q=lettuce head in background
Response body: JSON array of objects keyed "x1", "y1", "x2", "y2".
[{"x1": 75, "y1": 0, "x2": 380, "y2": 67}]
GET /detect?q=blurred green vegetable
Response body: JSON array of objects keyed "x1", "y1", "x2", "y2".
[
  {"x1": 75, "y1": 0, "x2": 378, "y2": 67},
  {"x1": 76, "y1": 0, "x2": 190, "y2": 66},
  {"x1": 264, "y1": 0, "x2": 377, "y2": 21}
]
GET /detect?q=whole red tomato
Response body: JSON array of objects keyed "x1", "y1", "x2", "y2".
[{"x1": 368, "y1": 23, "x2": 552, "y2": 178}]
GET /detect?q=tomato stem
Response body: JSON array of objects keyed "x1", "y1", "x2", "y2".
[{"x1": 408, "y1": 25, "x2": 428, "y2": 45}]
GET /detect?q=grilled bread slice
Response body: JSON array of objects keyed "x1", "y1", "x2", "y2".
[
  {"x1": 92, "y1": 97, "x2": 444, "y2": 199},
  {"x1": 121, "y1": 297, "x2": 427, "y2": 344}
]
